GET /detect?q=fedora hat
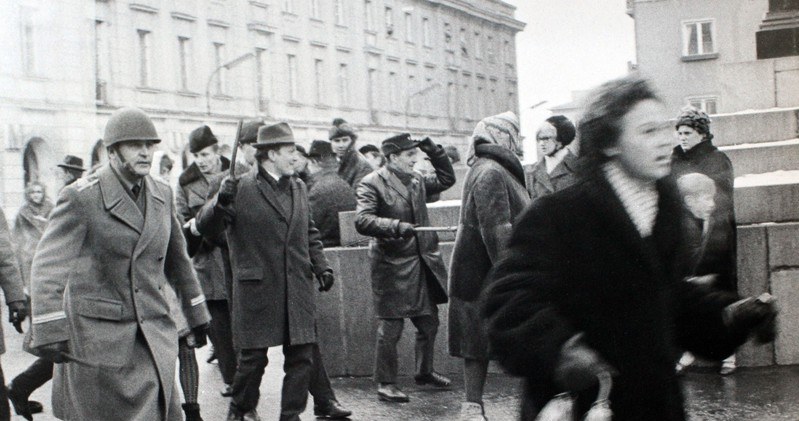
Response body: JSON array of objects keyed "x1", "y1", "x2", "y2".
[
  {"x1": 253, "y1": 122, "x2": 295, "y2": 148},
  {"x1": 57, "y1": 155, "x2": 87, "y2": 172}
]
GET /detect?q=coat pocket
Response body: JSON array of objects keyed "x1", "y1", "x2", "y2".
[
  {"x1": 236, "y1": 266, "x2": 263, "y2": 282},
  {"x1": 75, "y1": 297, "x2": 124, "y2": 321}
]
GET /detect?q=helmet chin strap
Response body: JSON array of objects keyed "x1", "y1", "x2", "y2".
[{"x1": 112, "y1": 149, "x2": 144, "y2": 179}]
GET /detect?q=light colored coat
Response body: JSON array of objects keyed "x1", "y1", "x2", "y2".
[{"x1": 29, "y1": 165, "x2": 210, "y2": 421}]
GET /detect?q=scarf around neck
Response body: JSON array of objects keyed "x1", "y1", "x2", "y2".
[{"x1": 474, "y1": 142, "x2": 526, "y2": 188}]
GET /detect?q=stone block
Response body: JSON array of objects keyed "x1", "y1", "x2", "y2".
[
  {"x1": 735, "y1": 225, "x2": 775, "y2": 366},
  {"x1": 439, "y1": 165, "x2": 469, "y2": 201},
  {"x1": 721, "y1": 140, "x2": 799, "y2": 176},
  {"x1": 735, "y1": 183, "x2": 799, "y2": 224},
  {"x1": 771, "y1": 270, "x2": 799, "y2": 365},
  {"x1": 712, "y1": 107, "x2": 799, "y2": 147},
  {"x1": 767, "y1": 223, "x2": 799, "y2": 269},
  {"x1": 316, "y1": 251, "x2": 347, "y2": 373}
]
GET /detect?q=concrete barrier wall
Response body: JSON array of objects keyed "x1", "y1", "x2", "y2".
[{"x1": 711, "y1": 107, "x2": 799, "y2": 147}]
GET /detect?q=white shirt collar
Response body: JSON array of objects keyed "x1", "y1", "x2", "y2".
[
  {"x1": 602, "y1": 161, "x2": 659, "y2": 237},
  {"x1": 544, "y1": 147, "x2": 570, "y2": 174}
]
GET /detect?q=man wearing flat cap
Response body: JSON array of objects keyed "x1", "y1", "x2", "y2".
[
  {"x1": 196, "y1": 122, "x2": 337, "y2": 421},
  {"x1": 29, "y1": 107, "x2": 211, "y2": 420},
  {"x1": 328, "y1": 118, "x2": 374, "y2": 187},
  {"x1": 355, "y1": 133, "x2": 456, "y2": 402},
  {"x1": 176, "y1": 125, "x2": 237, "y2": 398}
]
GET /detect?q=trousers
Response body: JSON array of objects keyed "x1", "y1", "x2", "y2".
[
  {"x1": 374, "y1": 306, "x2": 439, "y2": 384},
  {"x1": 207, "y1": 299, "x2": 236, "y2": 384}
]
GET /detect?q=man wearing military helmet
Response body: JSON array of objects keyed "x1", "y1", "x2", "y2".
[{"x1": 29, "y1": 107, "x2": 211, "y2": 421}]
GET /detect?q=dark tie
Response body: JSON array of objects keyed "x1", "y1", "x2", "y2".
[
  {"x1": 131, "y1": 184, "x2": 141, "y2": 199},
  {"x1": 277, "y1": 176, "x2": 291, "y2": 192}
]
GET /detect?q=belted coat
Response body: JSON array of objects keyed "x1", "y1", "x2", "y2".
[
  {"x1": 196, "y1": 165, "x2": 329, "y2": 349},
  {"x1": 29, "y1": 165, "x2": 210, "y2": 421},
  {"x1": 355, "y1": 147, "x2": 455, "y2": 318}
]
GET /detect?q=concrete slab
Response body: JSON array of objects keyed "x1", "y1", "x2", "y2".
[
  {"x1": 711, "y1": 107, "x2": 799, "y2": 147},
  {"x1": 770, "y1": 270, "x2": 799, "y2": 365},
  {"x1": 438, "y1": 165, "x2": 469, "y2": 201},
  {"x1": 735, "y1": 183, "x2": 799, "y2": 224},
  {"x1": 721, "y1": 140, "x2": 799, "y2": 175},
  {"x1": 736, "y1": 225, "x2": 774, "y2": 367},
  {"x1": 767, "y1": 223, "x2": 799, "y2": 268}
]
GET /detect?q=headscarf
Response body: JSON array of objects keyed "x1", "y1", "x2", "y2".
[
  {"x1": 675, "y1": 105, "x2": 713, "y2": 141},
  {"x1": 467, "y1": 111, "x2": 521, "y2": 166}
]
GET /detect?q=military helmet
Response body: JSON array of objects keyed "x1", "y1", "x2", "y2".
[{"x1": 102, "y1": 107, "x2": 161, "y2": 147}]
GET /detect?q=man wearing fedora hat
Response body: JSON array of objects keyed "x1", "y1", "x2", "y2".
[
  {"x1": 355, "y1": 133, "x2": 456, "y2": 402},
  {"x1": 196, "y1": 122, "x2": 336, "y2": 421},
  {"x1": 55, "y1": 155, "x2": 87, "y2": 189}
]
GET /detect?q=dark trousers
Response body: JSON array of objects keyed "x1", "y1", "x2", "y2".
[
  {"x1": 207, "y1": 299, "x2": 237, "y2": 384},
  {"x1": 9, "y1": 357, "x2": 53, "y2": 398},
  {"x1": 0, "y1": 363, "x2": 9, "y2": 421},
  {"x1": 230, "y1": 344, "x2": 314, "y2": 421},
  {"x1": 374, "y1": 306, "x2": 439, "y2": 384},
  {"x1": 309, "y1": 343, "x2": 336, "y2": 407}
]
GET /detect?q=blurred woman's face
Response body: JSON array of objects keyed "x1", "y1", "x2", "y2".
[
  {"x1": 604, "y1": 99, "x2": 673, "y2": 182},
  {"x1": 28, "y1": 186, "x2": 45, "y2": 205},
  {"x1": 536, "y1": 123, "x2": 562, "y2": 157},
  {"x1": 676, "y1": 125, "x2": 705, "y2": 152}
]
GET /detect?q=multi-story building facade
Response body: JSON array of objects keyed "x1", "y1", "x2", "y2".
[
  {"x1": 630, "y1": 0, "x2": 799, "y2": 115},
  {"x1": 0, "y1": 0, "x2": 524, "y2": 214}
]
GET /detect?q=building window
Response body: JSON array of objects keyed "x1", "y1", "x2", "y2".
[
  {"x1": 287, "y1": 54, "x2": 298, "y2": 101},
  {"x1": 682, "y1": 19, "x2": 716, "y2": 57},
  {"x1": 508, "y1": 90, "x2": 516, "y2": 112},
  {"x1": 138, "y1": 30, "x2": 152, "y2": 87},
  {"x1": 94, "y1": 20, "x2": 108, "y2": 102},
  {"x1": 385, "y1": 6, "x2": 394, "y2": 37},
  {"x1": 213, "y1": 42, "x2": 226, "y2": 94},
  {"x1": 283, "y1": 0, "x2": 294, "y2": 13},
  {"x1": 405, "y1": 12, "x2": 413, "y2": 43},
  {"x1": 338, "y1": 63, "x2": 349, "y2": 105},
  {"x1": 388, "y1": 71, "x2": 398, "y2": 110},
  {"x1": 474, "y1": 32, "x2": 481, "y2": 59},
  {"x1": 444, "y1": 22, "x2": 452, "y2": 45},
  {"x1": 335, "y1": 0, "x2": 345, "y2": 26},
  {"x1": 314, "y1": 59, "x2": 324, "y2": 104},
  {"x1": 365, "y1": 0, "x2": 374, "y2": 31},
  {"x1": 256, "y1": 48, "x2": 269, "y2": 111},
  {"x1": 21, "y1": 11, "x2": 36, "y2": 75},
  {"x1": 422, "y1": 18, "x2": 431, "y2": 47},
  {"x1": 487, "y1": 35, "x2": 495, "y2": 62},
  {"x1": 460, "y1": 28, "x2": 468, "y2": 56},
  {"x1": 687, "y1": 96, "x2": 718, "y2": 114},
  {"x1": 408, "y1": 73, "x2": 417, "y2": 114},
  {"x1": 310, "y1": 0, "x2": 320, "y2": 19},
  {"x1": 178, "y1": 36, "x2": 192, "y2": 91}
]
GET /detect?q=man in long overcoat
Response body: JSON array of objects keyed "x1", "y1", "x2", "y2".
[
  {"x1": 29, "y1": 107, "x2": 211, "y2": 421},
  {"x1": 355, "y1": 134, "x2": 455, "y2": 402},
  {"x1": 176, "y1": 124, "x2": 236, "y2": 390},
  {"x1": 196, "y1": 122, "x2": 336, "y2": 421}
]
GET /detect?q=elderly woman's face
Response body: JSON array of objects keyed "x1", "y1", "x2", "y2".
[
  {"x1": 676, "y1": 125, "x2": 704, "y2": 152},
  {"x1": 605, "y1": 99, "x2": 673, "y2": 182},
  {"x1": 28, "y1": 186, "x2": 45, "y2": 204}
]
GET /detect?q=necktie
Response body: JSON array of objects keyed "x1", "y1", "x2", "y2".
[{"x1": 131, "y1": 184, "x2": 141, "y2": 199}]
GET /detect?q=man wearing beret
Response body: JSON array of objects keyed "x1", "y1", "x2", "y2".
[
  {"x1": 355, "y1": 134, "x2": 456, "y2": 402},
  {"x1": 176, "y1": 125, "x2": 237, "y2": 397},
  {"x1": 29, "y1": 107, "x2": 211, "y2": 420},
  {"x1": 196, "y1": 122, "x2": 336, "y2": 421},
  {"x1": 329, "y1": 118, "x2": 374, "y2": 187}
]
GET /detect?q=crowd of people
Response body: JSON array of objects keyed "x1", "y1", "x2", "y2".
[{"x1": 0, "y1": 73, "x2": 780, "y2": 421}]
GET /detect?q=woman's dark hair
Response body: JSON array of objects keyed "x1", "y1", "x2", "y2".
[{"x1": 577, "y1": 74, "x2": 661, "y2": 173}]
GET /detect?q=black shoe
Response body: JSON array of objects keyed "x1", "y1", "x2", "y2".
[
  {"x1": 7, "y1": 383, "x2": 42, "y2": 421},
  {"x1": 182, "y1": 402, "x2": 204, "y2": 421},
  {"x1": 221, "y1": 383, "x2": 233, "y2": 397},
  {"x1": 377, "y1": 383, "x2": 409, "y2": 402},
  {"x1": 314, "y1": 400, "x2": 353, "y2": 419},
  {"x1": 414, "y1": 372, "x2": 452, "y2": 388}
]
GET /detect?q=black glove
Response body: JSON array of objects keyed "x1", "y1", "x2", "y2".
[
  {"x1": 191, "y1": 324, "x2": 210, "y2": 348},
  {"x1": 319, "y1": 270, "x2": 335, "y2": 292},
  {"x1": 553, "y1": 333, "x2": 615, "y2": 392},
  {"x1": 8, "y1": 300, "x2": 27, "y2": 334},
  {"x1": 418, "y1": 137, "x2": 438, "y2": 155},
  {"x1": 38, "y1": 341, "x2": 70, "y2": 364},
  {"x1": 218, "y1": 177, "x2": 238, "y2": 206},
  {"x1": 724, "y1": 293, "x2": 777, "y2": 343},
  {"x1": 396, "y1": 222, "x2": 415, "y2": 239}
]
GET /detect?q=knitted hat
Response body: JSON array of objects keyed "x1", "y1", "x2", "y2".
[
  {"x1": 381, "y1": 133, "x2": 418, "y2": 156},
  {"x1": 188, "y1": 125, "x2": 218, "y2": 153},
  {"x1": 675, "y1": 106, "x2": 712, "y2": 138},
  {"x1": 545, "y1": 115, "x2": 576, "y2": 146},
  {"x1": 328, "y1": 118, "x2": 357, "y2": 141}
]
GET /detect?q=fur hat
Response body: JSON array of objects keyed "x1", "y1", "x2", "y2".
[
  {"x1": 545, "y1": 115, "x2": 577, "y2": 146},
  {"x1": 189, "y1": 125, "x2": 218, "y2": 153},
  {"x1": 675, "y1": 106, "x2": 712, "y2": 140},
  {"x1": 328, "y1": 118, "x2": 357, "y2": 141}
]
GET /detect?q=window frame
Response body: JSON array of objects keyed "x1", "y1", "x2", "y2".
[
  {"x1": 681, "y1": 18, "x2": 718, "y2": 59},
  {"x1": 686, "y1": 96, "x2": 719, "y2": 115},
  {"x1": 138, "y1": 29, "x2": 153, "y2": 87}
]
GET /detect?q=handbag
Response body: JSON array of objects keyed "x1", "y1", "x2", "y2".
[{"x1": 534, "y1": 371, "x2": 613, "y2": 421}]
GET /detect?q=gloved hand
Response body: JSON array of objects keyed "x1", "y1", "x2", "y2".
[
  {"x1": 553, "y1": 333, "x2": 615, "y2": 392},
  {"x1": 218, "y1": 177, "x2": 238, "y2": 206},
  {"x1": 38, "y1": 341, "x2": 70, "y2": 364},
  {"x1": 396, "y1": 222, "x2": 416, "y2": 239},
  {"x1": 8, "y1": 300, "x2": 27, "y2": 333},
  {"x1": 319, "y1": 270, "x2": 335, "y2": 292},
  {"x1": 724, "y1": 293, "x2": 777, "y2": 343},
  {"x1": 191, "y1": 324, "x2": 210, "y2": 348},
  {"x1": 418, "y1": 137, "x2": 438, "y2": 155}
]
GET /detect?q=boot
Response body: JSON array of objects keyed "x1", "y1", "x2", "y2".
[{"x1": 182, "y1": 403, "x2": 204, "y2": 421}]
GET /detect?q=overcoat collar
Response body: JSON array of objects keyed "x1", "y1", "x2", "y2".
[
  {"x1": 179, "y1": 156, "x2": 231, "y2": 187},
  {"x1": 98, "y1": 166, "x2": 166, "y2": 241},
  {"x1": 548, "y1": 150, "x2": 578, "y2": 180},
  {"x1": 253, "y1": 166, "x2": 295, "y2": 224},
  {"x1": 376, "y1": 166, "x2": 412, "y2": 204}
]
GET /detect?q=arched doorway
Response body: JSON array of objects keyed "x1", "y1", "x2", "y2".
[
  {"x1": 22, "y1": 137, "x2": 60, "y2": 199},
  {"x1": 90, "y1": 139, "x2": 107, "y2": 171}
]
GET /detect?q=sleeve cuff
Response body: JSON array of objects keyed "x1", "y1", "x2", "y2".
[{"x1": 183, "y1": 296, "x2": 211, "y2": 328}]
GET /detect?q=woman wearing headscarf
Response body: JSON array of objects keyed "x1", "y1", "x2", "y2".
[
  {"x1": 482, "y1": 75, "x2": 776, "y2": 421},
  {"x1": 449, "y1": 111, "x2": 530, "y2": 421},
  {"x1": 13, "y1": 182, "x2": 53, "y2": 288}
]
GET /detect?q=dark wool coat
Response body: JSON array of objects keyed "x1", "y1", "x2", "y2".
[
  {"x1": 527, "y1": 149, "x2": 579, "y2": 201},
  {"x1": 196, "y1": 166, "x2": 329, "y2": 349},
  {"x1": 307, "y1": 167, "x2": 357, "y2": 247},
  {"x1": 29, "y1": 166, "x2": 210, "y2": 421},
  {"x1": 677, "y1": 211, "x2": 737, "y2": 292},
  {"x1": 338, "y1": 146, "x2": 374, "y2": 188},
  {"x1": 13, "y1": 200, "x2": 53, "y2": 289},
  {"x1": 0, "y1": 207, "x2": 26, "y2": 355},
  {"x1": 448, "y1": 156, "x2": 530, "y2": 359},
  {"x1": 483, "y1": 173, "x2": 746, "y2": 421},
  {"x1": 355, "y1": 147, "x2": 455, "y2": 318},
  {"x1": 176, "y1": 157, "x2": 231, "y2": 300}
]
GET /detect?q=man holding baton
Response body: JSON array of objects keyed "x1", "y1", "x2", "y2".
[{"x1": 355, "y1": 133, "x2": 455, "y2": 403}]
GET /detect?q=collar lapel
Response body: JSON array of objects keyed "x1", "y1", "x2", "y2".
[
  {"x1": 255, "y1": 173, "x2": 290, "y2": 221},
  {"x1": 378, "y1": 167, "x2": 411, "y2": 204},
  {"x1": 534, "y1": 162, "x2": 555, "y2": 193},
  {"x1": 99, "y1": 167, "x2": 144, "y2": 234},
  {"x1": 133, "y1": 176, "x2": 166, "y2": 259}
]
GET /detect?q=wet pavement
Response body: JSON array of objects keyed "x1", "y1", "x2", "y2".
[{"x1": 3, "y1": 326, "x2": 799, "y2": 420}]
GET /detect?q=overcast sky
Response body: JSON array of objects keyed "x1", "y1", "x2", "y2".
[{"x1": 504, "y1": 0, "x2": 637, "y2": 147}]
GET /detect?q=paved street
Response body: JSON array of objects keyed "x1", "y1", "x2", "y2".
[{"x1": 3, "y1": 327, "x2": 799, "y2": 420}]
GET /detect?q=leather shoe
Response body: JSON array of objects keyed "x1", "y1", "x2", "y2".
[
  {"x1": 414, "y1": 372, "x2": 452, "y2": 388},
  {"x1": 377, "y1": 383, "x2": 409, "y2": 402},
  {"x1": 221, "y1": 383, "x2": 233, "y2": 397},
  {"x1": 314, "y1": 400, "x2": 353, "y2": 419},
  {"x1": 7, "y1": 383, "x2": 43, "y2": 421}
]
